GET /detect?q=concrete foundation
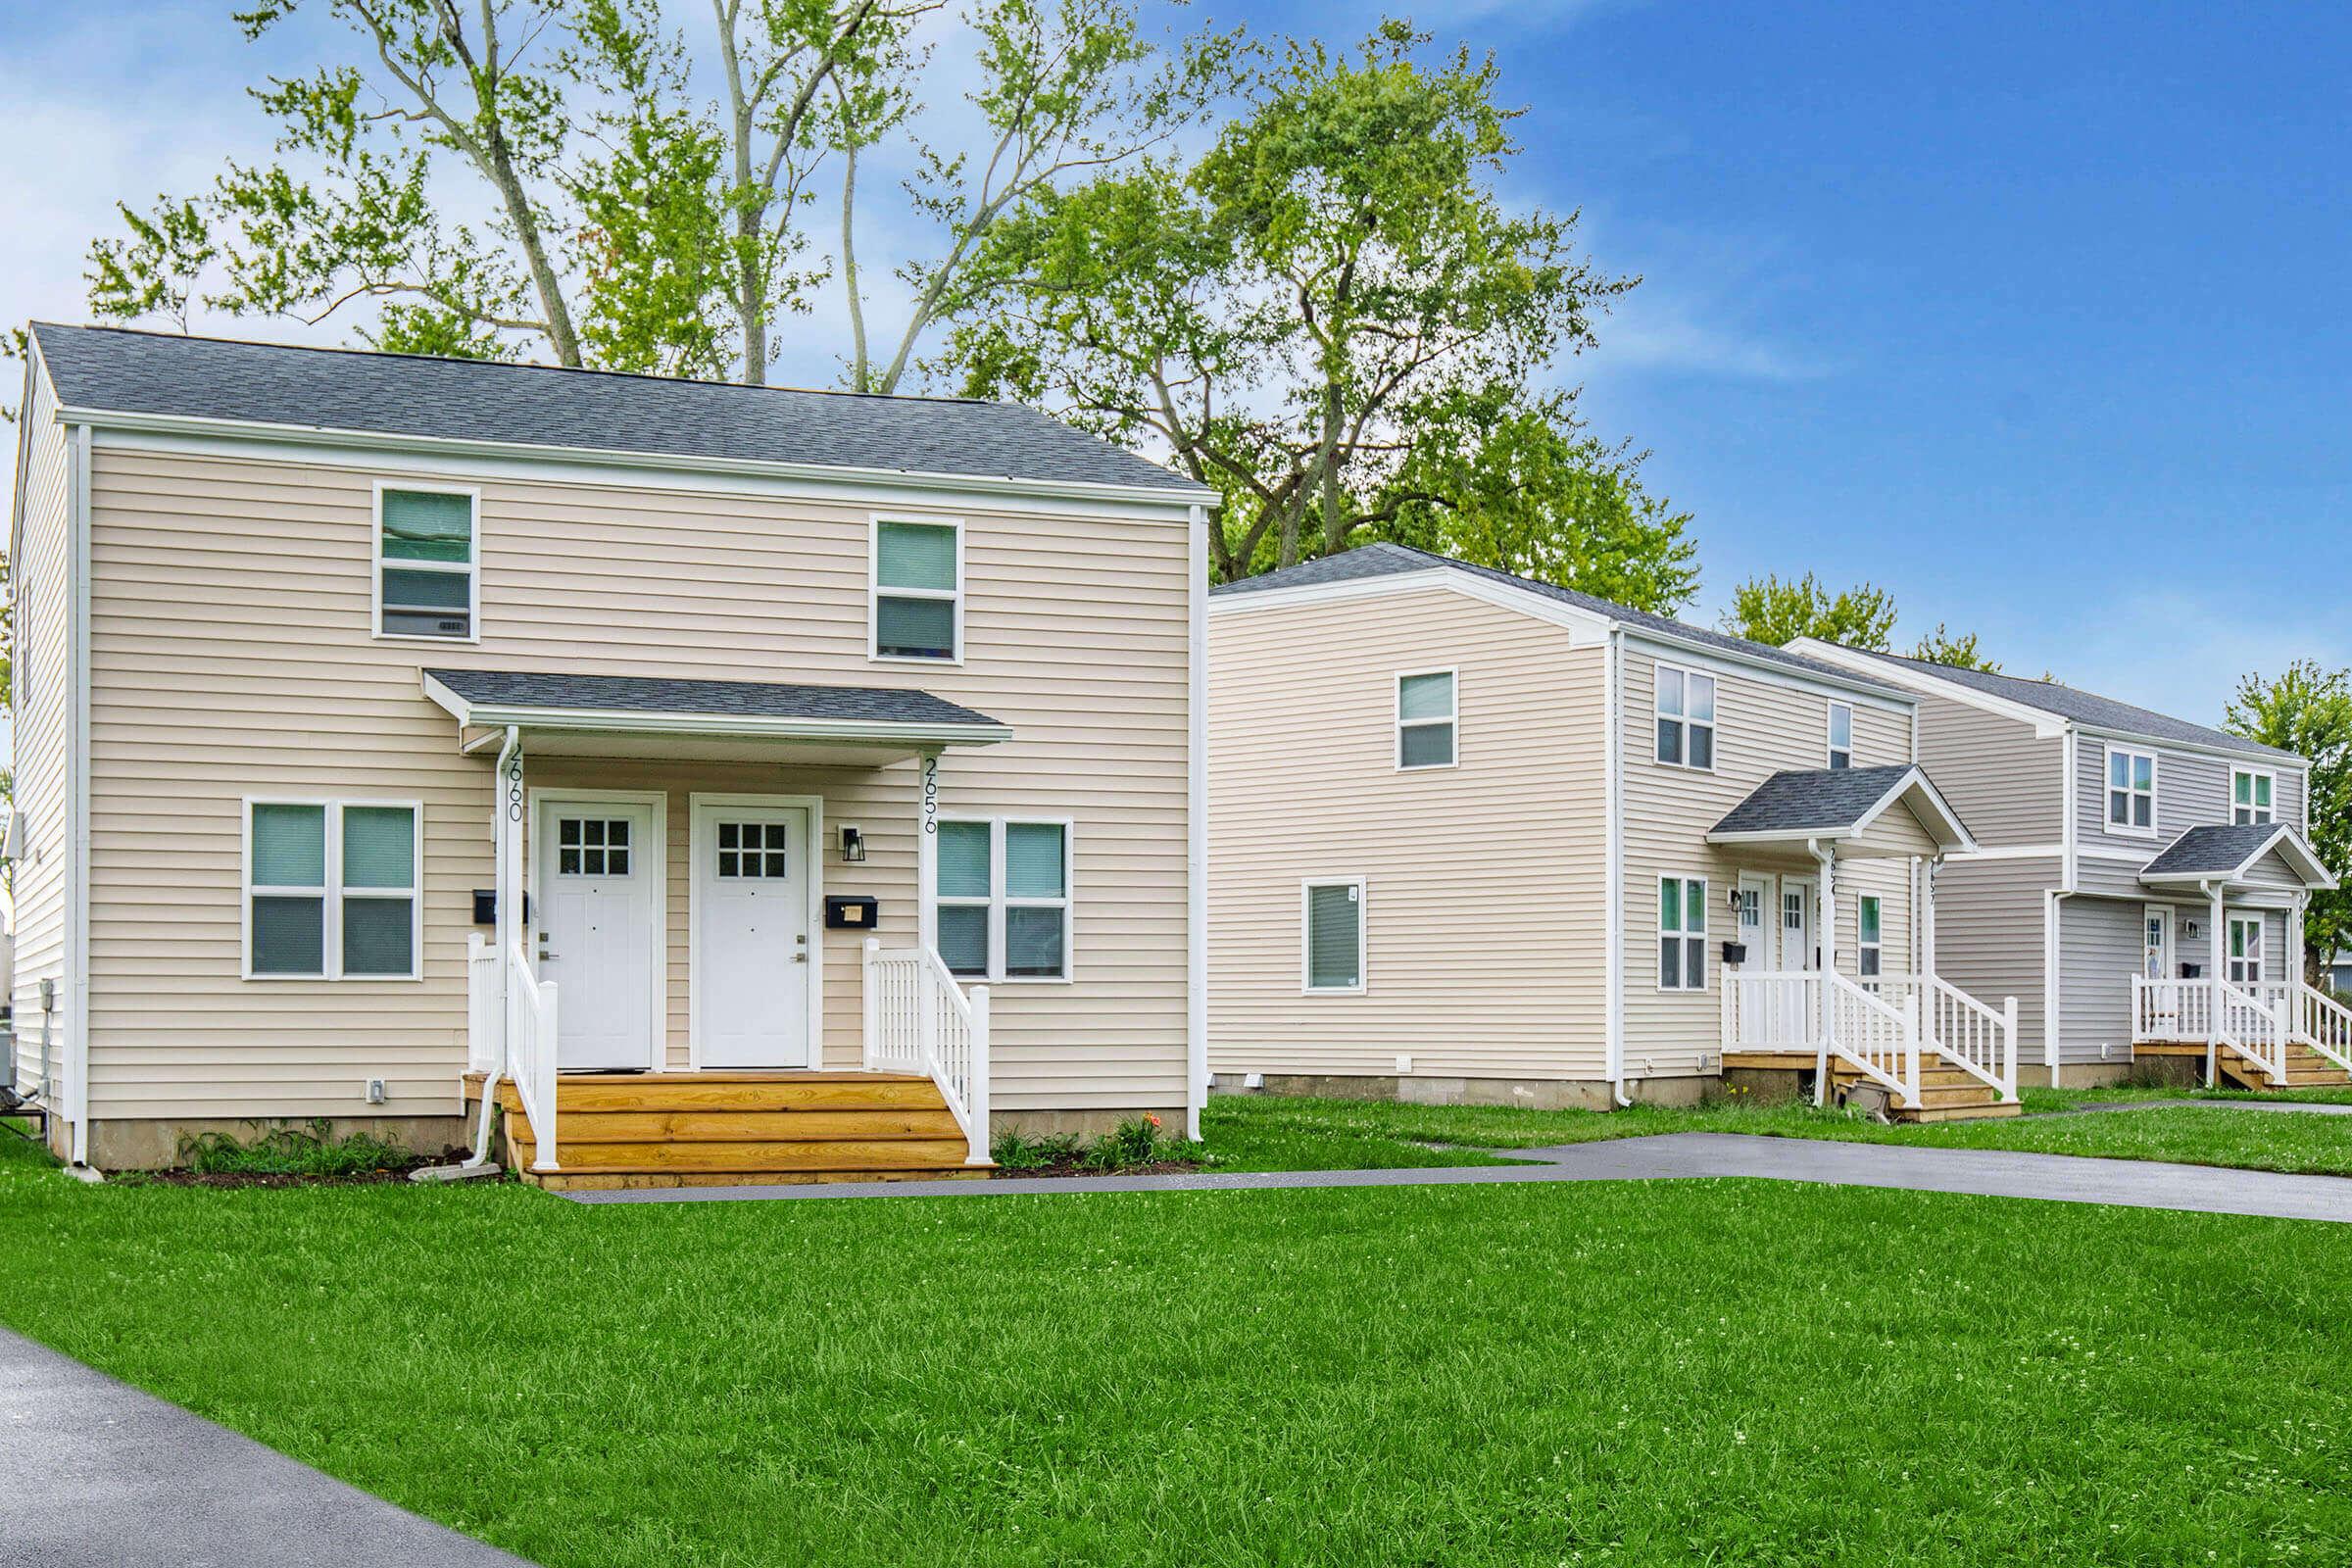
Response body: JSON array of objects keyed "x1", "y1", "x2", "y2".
[
  {"x1": 1719, "y1": 1066, "x2": 1812, "y2": 1104},
  {"x1": 1210, "y1": 1071, "x2": 1714, "y2": 1110},
  {"x1": 86, "y1": 1114, "x2": 470, "y2": 1172},
  {"x1": 990, "y1": 1106, "x2": 1183, "y2": 1139},
  {"x1": 2045, "y1": 1060, "x2": 2145, "y2": 1090}
]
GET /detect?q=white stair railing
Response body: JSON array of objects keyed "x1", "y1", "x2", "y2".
[
  {"x1": 507, "y1": 941, "x2": 561, "y2": 1171},
  {"x1": 2132, "y1": 975, "x2": 2211, "y2": 1043},
  {"x1": 863, "y1": 940, "x2": 992, "y2": 1165},
  {"x1": 2215, "y1": 979, "x2": 2287, "y2": 1086},
  {"x1": 2296, "y1": 981, "x2": 2352, "y2": 1072},
  {"x1": 1922, "y1": 975, "x2": 2019, "y2": 1101},
  {"x1": 1722, "y1": 971, "x2": 1822, "y2": 1054},
  {"x1": 1827, "y1": 970, "x2": 1921, "y2": 1106}
]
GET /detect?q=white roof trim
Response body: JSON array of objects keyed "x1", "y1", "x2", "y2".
[
  {"x1": 61, "y1": 404, "x2": 1216, "y2": 512},
  {"x1": 419, "y1": 671, "x2": 1014, "y2": 748},
  {"x1": 1704, "y1": 764, "x2": 1977, "y2": 855},
  {"x1": 1788, "y1": 638, "x2": 2068, "y2": 738},
  {"x1": 2070, "y1": 723, "x2": 2307, "y2": 772},
  {"x1": 2137, "y1": 822, "x2": 2336, "y2": 890}
]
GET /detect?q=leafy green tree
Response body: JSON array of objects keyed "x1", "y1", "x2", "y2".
[
  {"x1": 1723, "y1": 572, "x2": 1896, "y2": 650},
  {"x1": 945, "y1": 22, "x2": 1633, "y2": 580},
  {"x1": 1909, "y1": 623, "x2": 2000, "y2": 671},
  {"x1": 2227, "y1": 662, "x2": 2352, "y2": 979}
]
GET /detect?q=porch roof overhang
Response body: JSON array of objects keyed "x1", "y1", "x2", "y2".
[
  {"x1": 1705, "y1": 763, "x2": 1977, "y2": 858},
  {"x1": 422, "y1": 667, "x2": 1012, "y2": 764},
  {"x1": 2137, "y1": 821, "x2": 2336, "y2": 891}
]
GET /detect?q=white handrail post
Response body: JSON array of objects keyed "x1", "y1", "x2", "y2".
[
  {"x1": 861, "y1": 938, "x2": 881, "y2": 1070},
  {"x1": 533, "y1": 977, "x2": 561, "y2": 1172},
  {"x1": 1903, "y1": 988, "x2": 1922, "y2": 1107},
  {"x1": 1812, "y1": 974, "x2": 1830, "y2": 1107},
  {"x1": 2001, "y1": 996, "x2": 2019, "y2": 1101},
  {"x1": 966, "y1": 985, "x2": 991, "y2": 1165},
  {"x1": 917, "y1": 955, "x2": 938, "y2": 1075}
]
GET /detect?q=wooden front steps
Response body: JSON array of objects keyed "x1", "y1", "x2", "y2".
[
  {"x1": 1829, "y1": 1060, "x2": 2022, "y2": 1123},
  {"x1": 2137, "y1": 1039, "x2": 2352, "y2": 1091},
  {"x1": 464, "y1": 1071, "x2": 990, "y2": 1192}
]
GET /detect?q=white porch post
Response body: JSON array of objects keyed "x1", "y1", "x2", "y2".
[
  {"x1": 1813, "y1": 843, "x2": 1838, "y2": 1105},
  {"x1": 916, "y1": 749, "x2": 940, "y2": 954},
  {"x1": 1918, "y1": 857, "x2": 1937, "y2": 987},
  {"x1": 2291, "y1": 892, "x2": 2309, "y2": 996},
  {"x1": 501, "y1": 736, "x2": 527, "y2": 1046},
  {"x1": 2207, "y1": 881, "x2": 2227, "y2": 1087}
]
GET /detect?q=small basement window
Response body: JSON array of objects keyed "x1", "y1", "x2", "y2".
[
  {"x1": 376, "y1": 486, "x2": 477, "y2": 640},
  {"x1": 873, "y1": 518, "x2": 961, "y2": 662}
]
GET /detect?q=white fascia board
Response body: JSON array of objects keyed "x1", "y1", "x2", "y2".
[
  {"x1": 68, "y1": 407, "x2": 1215, "y2": 517},
  {"x1": 1788, "y1": 638, "x2": 2069, "y2": 737},
  {"x1": 1847, "y1": 766, "x2": 1979, "y2": 854},
  {"x1": 419, "y1": 672, "x2": 1013, "y2": 748},
  {"x1": 1207, "y1": 566, "x2": 1613, "y2": 645},
  {"x1": 2070, "y1": 723, "x2": 2309, "y2": 773},
  {"x1": 9, "y1": 347, "x2": 42, "y2": 571},
  {"x1": 1620, "y1": 631, "x2": 1913, "y2": 712},
  {"x1": 2138, "y1": 825, "x2": 2336, "y2": 890}
]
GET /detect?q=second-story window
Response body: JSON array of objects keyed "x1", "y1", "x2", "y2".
[
  {"x1": 2107, "y1": 747, "x2": 2156, "y2": 835},
  {"x1": 1655, "y1": 664, "x2": 1716, "y2": 769},
  {"x1": 376, "y1": 486, "x2": 477, "y2": 640},
  {"x1": 1396, "y1": 669, "x2": 1457, "y2": 769},
  {"x1": 2232, "y1": 768, "x2": 2274, "y2": 825},
  {"x1": 1827, "y1": 702, "x2": 1853, "y2": 769},
  {"x1": 872, "y1": 518, "x2": 961, "y2": 662}
]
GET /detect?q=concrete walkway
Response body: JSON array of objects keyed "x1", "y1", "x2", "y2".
[
  {"x1": 0, "y1": 1328, "x2": 536, "y2": 1568},
  {"x1": 566, "y1": 1131, "x2": 2352, "y2": 1224}
]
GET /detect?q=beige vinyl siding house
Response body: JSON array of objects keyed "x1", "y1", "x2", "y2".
[
  {"x1": 13, "y1": 323, "x2": 1212, "y2": 1172},
  {"x1": 1209, "y1": 545, "x2": 2006, "y2": 1116},
  {"x1": 1790, "y1": 642, "x2": 2342, "y2": 1090}
]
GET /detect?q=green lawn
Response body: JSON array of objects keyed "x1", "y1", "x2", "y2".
[
  {"x1": 1200, "y1": 1088, "x2": 2352, "y2": 1177},
  {"x1": 4, "y1": 1126, "x2": 2352, "y2": 1565}
]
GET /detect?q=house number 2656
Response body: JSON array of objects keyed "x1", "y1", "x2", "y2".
[{"x1": 922, "y1": 755, "x2": 938, "y2": 834}]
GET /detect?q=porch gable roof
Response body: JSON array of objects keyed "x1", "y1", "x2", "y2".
[
  {"x1": 2139, "y1": 821, "x2": 2335, "y2": 889},
  {"x1": 1705, "y1": 763, "x2": 1976, "y2": 854},
  {"x1": 421, "y1": 667, "x2": 1012, "y2": 748}
]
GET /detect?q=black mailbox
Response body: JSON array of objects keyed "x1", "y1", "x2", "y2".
[
  {"x1": 824, "y1": 894, "x2": 880, "y2": 931},
  {"x1": 1720, "y1": 942, "x2": 1748, "y2": 965},
  {"x1": 472, "y1": 890, "x2": 530, "y2": 925}
]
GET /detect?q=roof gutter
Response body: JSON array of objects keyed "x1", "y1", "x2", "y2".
[{"x1": 420, "y1": 675, "x2": 1012, "y2": 747}]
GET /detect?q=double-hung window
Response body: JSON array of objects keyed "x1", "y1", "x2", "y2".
[
  {"x1": 1857, "y1": 896, "x2": 1883, "y2": 978},
  {"x1": 247, "y1": 800, "x2": 421, "y2": 980},
  {"x1": 1655, "y1": 665, "x2": 1715, "y2": 769},
  {"x1": 2106, "y1": 747, "x2": 2157, "y2": 835},
  {"x1": 1302, "y1": 878, "x2": 1366, "y2": 993},
  {"x1": 935, "y1": 817, "x2": 1070, "y2": 980},
  {"x1": 375, "y1": 486, "x2": 477, "y2": 640},
  {"x1": 1658, "y1": 875, "x2": 1707, "y2": 991},
  {"x1": 2228, "y1": 913, "x2": 2265, "y2": 985},
  {"x1": 872, "y1": 518, "x2": 961, "y2": 662},
  {"x1": 1396, "y1": 669, "x2": 1457, "y2": 769},
  {"x1": 2231, "y1": 768, "x2": 2275, "y2": 826},
  {"x1": 1827, "y1": 702, "x2": 1853, "y2": 769}
]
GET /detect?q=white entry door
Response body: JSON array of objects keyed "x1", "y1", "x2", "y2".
[
  {"x1": 1736, "y1": 873, "x2": 1773, "y2": 967},
  {"x1": 1779, "y1": 877, "x2": 1818, "y2": 1041},
  {"x1": 693, "y1": 801, "x2": 813, "y2": 1068},
  {"x1": 536, "y1": 800, "x2": 659, "y2": 1071}
]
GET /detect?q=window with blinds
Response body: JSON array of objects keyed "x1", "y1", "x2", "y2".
[
  {"x1": 1396, "y1": 669, "x2": 1457, "y2": 769},
  {"x1": 934, "y1": 817, "x2": 1070, "y2": 979},
  {"x1": 872, "y1": 518, "x2": 960, "y2": 661},
  {"x1": 376, "y1": 487, "x2": 476, "y2": 640},
  {"x1": 1302, "y1": 879, "x2": 1364, "y2": 993},
  {"x1": 248, "y1": 799, "x2": 420, "y2": 979}
]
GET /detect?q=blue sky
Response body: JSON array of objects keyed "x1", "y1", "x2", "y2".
[{"x1": 2, "y1": 0, "x2": 2345, "y2": 724}]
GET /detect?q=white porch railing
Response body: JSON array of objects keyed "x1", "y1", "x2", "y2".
[
  {"x1": 2217, "y1": 979, "x2": 2287, "y2": 1086},
  {"x1": 863, "y1": 940, "x2": 992, "y2": 1165},
  {"x1": 2131, "y1": 976, "x2": 2213, "y2": 1043},
  {"x1": 1722, "y1": 970, "x2": 1822, "y2": 1054},
  {"x1": 2297, "y1": 981, "x2": 2352, "y2": 1072},
  {"x1": 1828, "y1": 970, "x2": 1921, "y2": 1105},
  {"x1": 507, "y1": 940, "x2": 561, "y2": 1171},
  {"x1": 466, "y1": 933, "x2": 501, "y2": 1075},
  {"x1": 1921, "y1": 975, "x2": 2019, "y2": 1101}
]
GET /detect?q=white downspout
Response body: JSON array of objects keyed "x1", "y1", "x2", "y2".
[
  {"x1": 466, "y1": 724, "x2": 521, "y2": 1167},
  {"x1": 67, "y1": 422, "x2": 92, "y2": 1168},
  {"x1": 1810, "y1": 837, "x2": 1836, "y2": 1106},
  {"x1": 1604, "y1": 628, "x2": 1629, "y2": 1106},
  {"x1": 1184, "y1": 500, "x2": 1208, "y2": 1141}
]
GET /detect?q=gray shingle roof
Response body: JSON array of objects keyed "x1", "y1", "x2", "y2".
[
  {"x1": 1211, "y1": 543, "x2": 1906, "y2": 695},
  {"x1": 30, "y1": 322, "x2": 1200, "y2": 494},
  {"x1": 1709, "y1": 764, "x2": 1930, "y2": 837},
  {"x1": 423, "y1": 668, "x2": 1005, "y2": 730},
  {"x1": 1838, "y1": 647, "x2": 2297, "y2": 761},
  {"x1": 2139, "y1": 822, "x2": 2300, "y2": 878}
]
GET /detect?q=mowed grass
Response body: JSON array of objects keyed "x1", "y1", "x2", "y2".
[
  {"x1": 1201, "y1": 1088, "x2": 2352, "y2": 1177},
  {"x1": 4, "y1": 1132, "x2": 2352, "y2": 1565}
]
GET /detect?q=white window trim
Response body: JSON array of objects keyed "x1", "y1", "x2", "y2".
[
  {"x1": 1653, "y1": 662, "x2": 1717, "y2": 772},
  {"x1": 370, "y1": 480, "x2": 481, "y2": 645},
  {"x1": 241, "y1": 796, "x2": 424, "y2": 982},
  {"x1": 868, "y1": 513, "x2": 965, "y2": 666},
  {"x1": 1857, "y1": 894, "x2": 1883, "y2": 978},
  {"x1": 2103, "y1": 743, "x2": 2159, "y2": 839},
  {"x1": 1656, "y1": 873, "x2": 1709, "y2": 992},
  {"x1": 1827, "y1": 700, "x2": 1853, "y2": 770},
  {"x1": 2228, "y1": 911, "x2": 2265, "y2": 984},
  {"x1": 934, "y1": 814, "x2": 1073, "y2": 983},
  {"x1": 2231, "y1": 765, "x2": 2277, "y2": 826},
  {"x1": 1395, "y1": 666, "x2": 1459, "y2": 771},
  {"x1": 1300, "y1": 876, "x2": 1367, "y2": 995}
]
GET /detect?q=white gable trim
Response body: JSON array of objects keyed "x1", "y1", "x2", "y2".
[
  {"x1": 1208, "y1": 566, "x2": 1613, "y2": 644},
  {"x1": 1788, "y1": 638, "x2": 2069, "y2": 738}
]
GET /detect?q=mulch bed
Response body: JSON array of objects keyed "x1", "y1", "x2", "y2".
[
  {"x1": 992, "y1": 1159, "x2": 1209, "y2": 1180},
  {"x1": 114, "y1": 1156, "x2": 461, "y2": 1189}
]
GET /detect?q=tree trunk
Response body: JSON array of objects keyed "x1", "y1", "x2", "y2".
[{"x1": 841, "y1": 135, "x2": 869, "y2": 392}]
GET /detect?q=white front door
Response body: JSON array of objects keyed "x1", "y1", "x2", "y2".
[
  {"x1": 693, "y1": 801, "x2": 813, "y2": 1068},
  {"x1": 1736, "y1": 873, "x2": 1773, "y2": 967},
  {"x1": 1779, "y1": 876, "x2": 1817, "y2": 1041},
  {"x1": 2142, "y1": 905, "x2": 2173, "y2": 981},
  {"x1": 536, "y1": 800, "x2": 659, "y2": 1071}
]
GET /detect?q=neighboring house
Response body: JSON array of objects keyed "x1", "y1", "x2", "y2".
[
  {"x1": 1208, "y1": 543, "x2": 2021, "y2": 1121},
  {"x1": 1788, "y1": 643, "x2": 2347, "y2": 1090},
  {"x1": 9, "y1": 323, "x2": 1212, "y2": 1180}
]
